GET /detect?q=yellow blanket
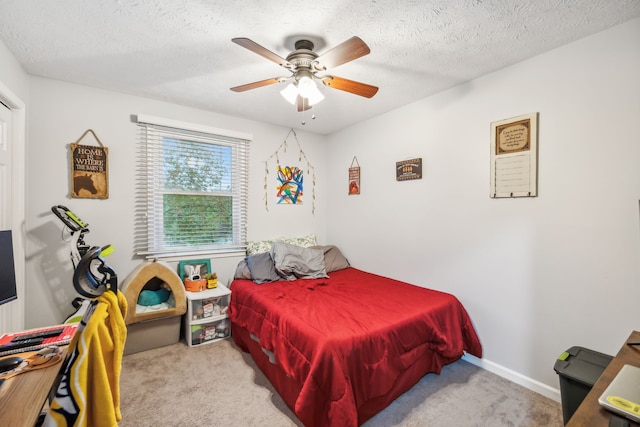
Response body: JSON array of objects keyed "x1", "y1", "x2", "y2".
[{"x1": 44, "y1": 290, "x2": 128, "y2": 427}]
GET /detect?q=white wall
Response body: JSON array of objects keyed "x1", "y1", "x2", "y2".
[
  {"x1": 0, "y1": 38, "x2": 29, "y2": 101},
  {"x1": 25, "y1": 78, "x2": 327, "y2": 327},
  {"x1": 326, "y1": 18, "x2": 640, "y2": 395}
]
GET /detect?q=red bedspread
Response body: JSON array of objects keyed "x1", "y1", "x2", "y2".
[{"x1": 228, "y1": 267, "x2": 482, "y2": 427}]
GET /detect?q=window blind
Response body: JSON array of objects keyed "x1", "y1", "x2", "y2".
[{"x1": 135, "y1": 115, "x2": 250, "y2": 258}]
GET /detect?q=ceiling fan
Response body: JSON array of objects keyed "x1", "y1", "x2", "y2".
[{"x1": 230, "y1": 36, "x2": 378, "y2": 112}]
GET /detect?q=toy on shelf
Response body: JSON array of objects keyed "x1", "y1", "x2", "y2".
[
  {"x1": 183, "y1": 263, "x2": 206, "y2": 292},
  {"x1": 179, "y1": 261, "x2": 217, "y2": 292},
  {"x1": 205, "y1": 273, "x2": 218, "y2": 289}
]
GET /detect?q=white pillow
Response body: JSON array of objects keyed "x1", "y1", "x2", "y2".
[
  {"x1": 245, "y1": 239, "x2": 275, "y2": 255},
  {"x1": 280, "y1": 234, "x2": 317, "y2": 248},
  {"x1": 246, "y1": 234, "x2": 317, "y2": 255}
]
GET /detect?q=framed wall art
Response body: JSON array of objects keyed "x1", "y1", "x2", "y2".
[
  {"x1": 490, "y1": 113, "x2": 538, "y2": 198},
  {"x1": 396, "y1": 158, "x2": 422, "y2": 181},
  {"x1": 276, "y1": 165, "x2": 303, "y2": 205}
]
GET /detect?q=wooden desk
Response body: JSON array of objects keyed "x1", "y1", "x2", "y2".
[
  {"x1": 0, "y1": 347, "x2": 68, "y2": 427},
  {"x1": 568, "y1": 330, "x2": 640, "y2": 426}
]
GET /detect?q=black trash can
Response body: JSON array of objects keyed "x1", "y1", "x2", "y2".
[{"x1": 554, "y1": 346, "x2": 613, "y2": 424}]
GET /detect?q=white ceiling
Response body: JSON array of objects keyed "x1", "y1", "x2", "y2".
[{"x1": 1, "y1": 0, "x2": 639, "y2": 134}]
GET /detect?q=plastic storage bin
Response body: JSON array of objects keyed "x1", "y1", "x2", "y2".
[
  {"x1": 554, "y1": 346, "x2": 613, "y2": 424},
  {"x1": 186, "y1": 316, "x2": 231, "y2": 346},
  {"x1": 186, "y1": 286, "x2": 230, "y2": 321}
]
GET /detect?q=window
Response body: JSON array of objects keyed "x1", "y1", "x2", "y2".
[{"x1": 135, "y1": 115, "x2": 250, "y2": 258}]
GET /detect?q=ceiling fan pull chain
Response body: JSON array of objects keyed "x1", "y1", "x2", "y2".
[{"x1": 301, "y1": 99, "x2": 306, "y2": 125}]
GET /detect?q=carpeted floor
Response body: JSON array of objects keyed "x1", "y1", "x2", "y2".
[{"x1": 119, "y1": 339, "x2": 562, "y2": 426}]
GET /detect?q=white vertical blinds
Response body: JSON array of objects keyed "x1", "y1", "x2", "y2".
[{"x1": 135, "y1": 115, "x2": 250, "y2": 258}]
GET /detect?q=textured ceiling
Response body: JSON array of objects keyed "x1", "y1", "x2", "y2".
[{"x1": 1, "y1": 0, "x2": 639, "y2": 134}]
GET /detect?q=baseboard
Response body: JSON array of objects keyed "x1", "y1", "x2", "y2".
[{"x1": 462, "y1": 353, "x2": 561, "y2": 402}]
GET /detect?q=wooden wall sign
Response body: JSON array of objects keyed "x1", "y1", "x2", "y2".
[
  {"x1": 70, "y1": 129, "x2": 109, "y2": 199},
  {"x1": 396, "y1": 158, "x2": 422, "y2": 181}
]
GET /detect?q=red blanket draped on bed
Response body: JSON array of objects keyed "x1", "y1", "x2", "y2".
[{"x1": 228, "y1": 267, "x2": 482, "y2": 427}]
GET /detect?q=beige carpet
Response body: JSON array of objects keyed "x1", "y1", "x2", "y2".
[{"x1": 119, "y1": 339, "x2": 562, "y2": 426}]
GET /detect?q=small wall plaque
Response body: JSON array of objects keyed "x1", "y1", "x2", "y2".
[{"x1": 396, "y1": 158, "x2": 422, "y2": 181}]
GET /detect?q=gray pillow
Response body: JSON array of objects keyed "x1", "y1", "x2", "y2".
[
  {"x1": 310, "y1": 245, "x2": 350, "y2": 272},
  {"x1": 271, "y1": 242, "x2": 328, "y2": 280},
  {"x1": 245, "y1": 252, "x2": 280, "y2": 284},
  {"x1": 233, "y1": 259, "x2": 252, "y2": 280}
]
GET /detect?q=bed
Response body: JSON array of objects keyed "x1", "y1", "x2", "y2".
[{"x1": 228, "y1": 243, "x2": 482, "y2": 427}]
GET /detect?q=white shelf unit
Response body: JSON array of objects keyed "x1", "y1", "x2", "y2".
[{"x1": 184, "y1": 285, "x2": 231, "y2": 347}]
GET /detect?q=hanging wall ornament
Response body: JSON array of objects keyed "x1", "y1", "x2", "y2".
[
  {"x1": 348, "y1": 156, "x2": 360, "y2": 195},
  {"x1": 69, "y1": 129, "x2": 109, "y2": 199},
  {"x1": 263, "y1": 129, "x2": 316, "y2": 214}
]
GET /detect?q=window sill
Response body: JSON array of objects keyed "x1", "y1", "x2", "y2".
[{"x1": 139, "y1": 248, "x2": 246, "y2": 262}]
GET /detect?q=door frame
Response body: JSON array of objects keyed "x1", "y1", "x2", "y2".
[{"x1": 0, "y1": 79, "x2": 26, "y2": 333}]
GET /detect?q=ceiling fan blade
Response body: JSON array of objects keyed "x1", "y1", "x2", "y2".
[
  {"x1": 230, "y1": 78, "x2": 282, "y2": 92},
  {"x1": 316, "y1": 36, "x2": 370, "y2": 69},
  {"x1": 297, "y1": 96, "x2": 313, "y2": 112},
  {"x1": 322, "y1": 76, "x2": 379, "y2": 98},
  {"x1": 232, "y1": 38, "x2": 291, "y2": 68}
]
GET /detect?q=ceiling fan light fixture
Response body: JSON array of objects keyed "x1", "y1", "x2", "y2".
[
  {"x1": 297, "y1": 75, "x2": 315, "y2": 97},
  {"x1": 280, "y1": 78, "x2": 324, "y2": 107},
  {"x1": 280, "y1": 83, "x2": 298, "y2": 104},
  {"x1": 297, "y1": 75, "x2": 324, "y2": 105},
  {"x1": 305, "y1": 83, "x2": 325, "y2": 106}
]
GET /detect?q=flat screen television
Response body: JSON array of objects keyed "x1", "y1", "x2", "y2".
[{"x1": 0, "y1": 230, "x2": 17, "y2": 305}]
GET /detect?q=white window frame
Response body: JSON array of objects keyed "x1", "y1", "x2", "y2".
[{"x1": 135, "y1": 114, "x2": 251, "y2": 259}]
